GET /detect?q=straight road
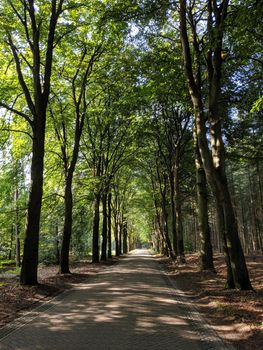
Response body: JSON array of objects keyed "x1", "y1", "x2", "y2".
[{"x1": 0, "y1": 250, "x2": 233, "y2": 350}]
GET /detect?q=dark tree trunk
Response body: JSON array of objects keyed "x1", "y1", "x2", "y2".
[
  {"x1": 55, "y1": 224, "x2": 60, "y2": 265},
  {"x1": 215, "y1": 200, "x2": 235, "y2": 289},
  {"x1": 114, "y1": 215, "x2": 120, "y2": 256},
  {"x1": 119, "y1": 218, "x2": 122, "y2": 255},
  {"x1": 15, "y1": 187, "x2": 21, "y2": 267},
  {"x1": 195, "y1": 140, "x2": 215, "y2": 271},
  {"x1": 17, "y1": 1, "x2": 64, "y2": 285},
  {"x1": 169, "y1": 172, "x2": 178, "y2": 256},
  {"x1": 161, "y1": 191, "x2": 175, "y2": 259},
  {"x1": 179, "y1": 0, "x2": 252, "y2": 290},
  {"x1": 92, "y1": 192, "x2": 100, "y2": 263},
  {"x1": 9, "y1": 225, "x2": 13, "y2": 260},
  {"x1": 60, "y1": 176, "x2": 73, "y2": 273},
  {"x1": 123, "y1": 219, "x2": 128, "y2": 254},
  {"x1": 152, "y1": 178, "x2": 169, "y2": 256},
  {"x1": 175, "y1": 159, "x2": 185, "y2": 263},
  {"x1": 101, "y1": 193, "x2": 108, "y2": 261},
  {"x1": 15, "y1": 225, "x2": 21, "y2": 267},
  {"x1": 20, "y1": 125, "x2": 45, "y2": 285},
  {"x1": 107, "y1": 192, "x2": 112, "y2": 259}
]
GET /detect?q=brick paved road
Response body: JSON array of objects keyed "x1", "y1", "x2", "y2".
[{"x1": 0, "y1": 250, "x2": 233, "y2": 350}]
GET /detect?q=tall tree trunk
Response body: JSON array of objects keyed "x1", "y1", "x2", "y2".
[
  {"x1": 169, "y1": 172, "x2": 178, "y2": 256},
  {"x1": 55, "y1": 223, "x2": 60, "y2": 265},
  {"x1": 15, "y1": 186, "x2": 21, "y2": 267},
  {"x1": 175, "y1": 157, "x2": 185, "y2": 263},
  {"x1": 16, "y1": 0, "x2": 64, "y2": 286},
  {"x1": 20, "y1": 126, "x2": 45, "y2": 285},
  {"x1": 15, "y1": 223, "x2": 20, "y2": 267},
  {"x1": 9, "y1": 225, "x2": 13, "y2": 260},
  {"x1": 215, "y1": 200, "x2": 235, "y2": 289},
  {"x1": 119, "y1": 216, "x2": 122, "y2": 255},
  {"x1": 101, "y1": 192, "x2": 108, "y2": 261},
  {"x1": 179, "y1": 0, "x2": 252, "y2": 290},
  {"x1": 195, "y1": 138, "x2": 215, "y2": 271},
  {"x1": 114, "y1": 214, "x2": 120, "y2": 256},
  {"x1": 123, "y1": 219, "x2": 128, "y2": 254},
  {"x1": 152, "y1": 178, "x2": 168, "y2": 256},
  {"x1": 60, "y1": 175, "x2": 73, "y2": 273},
  {"x1": 92, "y1": 192, "x2": 100, "y2": 263},
  {"x1": 107, "y1": 192, "x2": 112, "y2": 259},
  {"x1": 161, "y1": 188, "x2": 175, "y2": 259}
]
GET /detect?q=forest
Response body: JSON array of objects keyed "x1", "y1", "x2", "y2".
[{"x1": 0, "y1": 0, "x2": 262, "y2": 297}]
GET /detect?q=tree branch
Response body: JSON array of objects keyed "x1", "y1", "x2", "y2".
[{"x1": 0, "y1": 102, "x2": 34, "y2": 127}]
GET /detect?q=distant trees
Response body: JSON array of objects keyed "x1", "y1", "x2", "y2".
[{"x1": 0, "y1": 0, "x2": 261, "y2": 291}]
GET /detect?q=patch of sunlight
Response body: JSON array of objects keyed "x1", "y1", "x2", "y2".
[{"x1": 157, "y1": 315, "x2": 188, "y2": 326}]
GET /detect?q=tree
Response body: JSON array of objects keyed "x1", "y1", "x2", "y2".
[
  {"x1": 0, "y1": 0, "x2": 66, "y2": 285},
  {"x1": 179, "y1": 0, "x2": 252, "y2": 289},
  {"x1": 50, "y1": 41, "x2": 104, "y2": 273}
]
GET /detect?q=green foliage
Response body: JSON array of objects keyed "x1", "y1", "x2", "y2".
[{"x1": 0, "y1": 0, "x2": 262, "y2": 266}]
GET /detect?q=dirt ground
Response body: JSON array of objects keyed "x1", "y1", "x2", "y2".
[
  {"x1": 160, "y1": 253, "x2": 263, "y2": 350},
  {"x1": 0, "y1": 253, "x2": 262, "y2": 349}
]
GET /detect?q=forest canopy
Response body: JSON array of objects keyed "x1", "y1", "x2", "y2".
[{"x1": 0, "y1": 0, "x2": 262, "y2": 289}]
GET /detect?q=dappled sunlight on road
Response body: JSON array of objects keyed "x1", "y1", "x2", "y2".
[{"x1": 0, "y1": 250, "x2": 230, "y2": 350}]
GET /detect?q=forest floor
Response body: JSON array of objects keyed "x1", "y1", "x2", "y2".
[
  {"x1": 160, "y1": 253, "x2": 263, "y2": 350},
  {"x1": 0, "y1": 253, "x2": 262, "y2": 349}
]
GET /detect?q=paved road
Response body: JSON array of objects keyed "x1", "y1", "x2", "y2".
[{"x1": 0, "y1": 250, "x2": 233, "y2": 350}]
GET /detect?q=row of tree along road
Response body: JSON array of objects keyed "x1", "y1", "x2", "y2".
[{"x1": 0, "y1": 1, "x2": 262, "y2": 290}]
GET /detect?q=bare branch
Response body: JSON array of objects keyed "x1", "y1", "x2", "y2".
[
  {"x1": 7, "y1": 33, "x2": 36, "y2": 116},
  {"x1": 0, "y1": 101, "x2": 34, "y2": 127},
  {"x1": 0, "y1": 127, "x2": 33, "y2": 139}
]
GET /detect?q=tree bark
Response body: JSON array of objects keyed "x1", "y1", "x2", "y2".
[
  {"x1": 123, "y1": 219, "x2": 128, "y2": 254},
  {"x1": 101, "y1": 192, "x2": 108, "y2": 261},
  {"x1": 119, "y1": 216, "x2": 123, "y2": 255},
  {"x1": 15, "y1": 185, "x2": 21, "y2": 267},
  {"x1": 92, "y1": 192, "x2": 100, "y2": 263},
  {"x1": 107, "y1": 192, "x2": 112, "y2": 259},
  {"x1": 195, "y1": 137, "x2": 215, "y2": 271},
  {"x1": 114, "y1": 213, "x2": 120, "y2": 256},
  {"x1": 20, "y1": 124, "x2": 45, "y2": 285},
  {"x1": 60, "y1": 175, "x2": 73, "y2": 273},
  {"x1": 17, "y1": 1, "x2": 64, "y2": 285},
  {"x1": 169, "y1": 171, "x2": 178, "y2": 256},
  {"x1": 161, "y1": 181, "x2": 175, "y2": 259},
  {"x1": 179, "y1": 0, "x2": 252, "y2": 289},
  {"x1": 175, "y1": 155, "x2": 185, "y2": 263}
]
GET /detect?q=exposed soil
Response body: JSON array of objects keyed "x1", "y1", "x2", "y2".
[
  {"x1": 159, "y1": 253, "x2": 263, "y2": 350},
  {"x1": 0, "y1": 253, "x2": 262, "y2": 350}
]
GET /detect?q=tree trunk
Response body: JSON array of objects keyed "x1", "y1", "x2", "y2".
[
  {"x1": 195, "y1": 139, "x2": 215, "y2": 271},
  {"x1": 179, "y1": 0, "x2": 252, "y2": 290},
  {"x1": 169, "y1": 172, "x2": 178, "y2": 256},
  {"x1": 9, "y1": 225, "x2": 14, "y2": 260},
  {"x1": 175, "y1": 158, "x2": 185, "y2": 263},
  {"x1": 20, "y1": 125, "x2": 45, "y2": 285},
  {"x1": 114, "y1": 214, "x2": 120, "y2": 256},
  {"x1": 161, "y1": 189, "x2": 175, "y2": 259},
  {"x1": 17, "y1": 1, "x2": 63, "y2": 286},
  {"x1": 101, "y1": 192, "x2": 108, "y2": 261},
  {"x1": 119, "y1": 217, "x2": 122, "y2": 255},
  {"x1": 123, "y1": 219, "x2": 128, "y2": 254},
  {"x1": 60, "y1": 176, "x2": 73, "y2": 273},
  {"x1": 152, "y1": 178, "x2": 169, "y2": 256},
  {"x1": 215, "y1": 200, "x2": 235, "y2": 289},
  {"x1": 14, "y1": 166, "x2": 21, "y2": 267},
  {"x1": 92, "y1": 192, "x2": 100, "y2": 263},
  {"x1": 55, "y1": 223, "x2": 60, "y2": 265},
  {"x1": 107, "y1": 192, "x2": 112, "y2": 259}
]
